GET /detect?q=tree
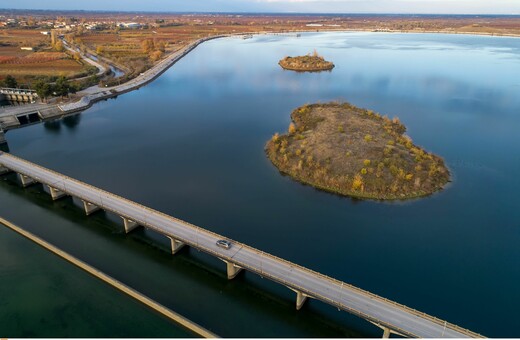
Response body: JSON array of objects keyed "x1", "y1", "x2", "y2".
[
  {"x1": 141, "y1": 39, "x2": 154, "y2": 53},
  {"x1": 54, "y1": 40, "x2": 64, "y2": 52},
  {"x1": 33, "y1": 80, "x2": 52, "y2": 102},
  {"x1": 2, "y1": 75, "x2": 18, "y2": 88},
  {"x1": 149, "y1": 50, "x2": 163, "y2": 62},
  {"x1": 54, "y1": 76, "x2": 71, "y2": 98},
  {"x1": 288, "y1": 123, "x2": 296, "y2": 134}
]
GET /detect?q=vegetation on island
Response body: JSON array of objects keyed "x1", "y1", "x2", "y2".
[
  {"x1": 279, "y1": 50, "x2": 334, "y2": 72},
  {"x1": 266, "y1": 102, "x2": 450, "y2": 200}
]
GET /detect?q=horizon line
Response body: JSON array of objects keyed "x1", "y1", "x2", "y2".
[{"x1": 0, "y1": 8, "x2": 519, "y2": 16}]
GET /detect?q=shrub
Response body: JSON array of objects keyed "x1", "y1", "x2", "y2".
[
  {"x1": 360, "y1": 168, "x2": 368, "y2": 175},
  {"x1": 271, "y1": 133, "x2": 280, "y2": 143},
  {"x1": 288, "y1": 123, "x2": 297, "y2": 134},
  {"x1": 363, "y1": 159, "x2": 371, "y2": 166},
  {"x1": 352, "y1": 174, "x2": 364, "y2": 191},
  {"x1": 364, "y1": 134, "x2": 373, "y2": 142},
  {"x1": 338, "y1": 125, "x2": 345, "y2": 133}
]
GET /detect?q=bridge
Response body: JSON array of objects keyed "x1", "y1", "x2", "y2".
[
  {"x1": 0, "y1": 151, "x2": 484, "y2": 338},
  {"x1": 0, "y1": 88, "x2": 38, "y2": 103}
]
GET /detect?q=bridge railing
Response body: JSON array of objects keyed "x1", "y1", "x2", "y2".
[{"x1": 0, "y1": 151, "x2": 484, "y2": 338}]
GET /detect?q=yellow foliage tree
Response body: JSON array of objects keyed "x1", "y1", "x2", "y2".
[
  {"x1": 352, "y1": 174, "x2": 364, "y2": 191},
  {"x1": 288, "y1": 123, "x2": 296, "y2": 134}
]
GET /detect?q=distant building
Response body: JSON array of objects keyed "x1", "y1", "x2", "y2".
[
  {"x1": 40, "y1": 31, "x2": 51, "y2": 35},
  {"x1": 20, "y1": 47, "x2": 34, "y2": 51},
  {"x1": 306, "y1": 24, "x2": 323, "y2": 27},
  {"x1": 122, "y1": 22, "x2": 141, "y2": 29}
]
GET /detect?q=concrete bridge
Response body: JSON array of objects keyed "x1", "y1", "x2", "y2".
[
  {"x1": 0, "y1": 151, "x2": 485, "y2": 338},
  {"x1": 0, "y1": 88, "x2": 38, "y2": 103}
]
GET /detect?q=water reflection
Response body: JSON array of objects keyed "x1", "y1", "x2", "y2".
[
  {"x1": 43, "y1": 120, "x2": 61, "y2": 133},
  {"x1": 62, "y1": 114, "x2": 81, "y2": 129}
]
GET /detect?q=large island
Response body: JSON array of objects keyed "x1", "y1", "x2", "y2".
[{"x1": 266, "y1": 102, "x2": 450, "y2": 200}]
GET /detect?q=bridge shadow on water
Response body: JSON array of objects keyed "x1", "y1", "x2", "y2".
[{"x1": 0, "y1": 173, "x2": 382, "y2": 338}]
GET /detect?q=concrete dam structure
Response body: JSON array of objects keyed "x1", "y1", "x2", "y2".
[
  {"x1": 0, "y1": 88, "x2": 38, "y2": 104},
  {"x1": 0, "y1": 151, "x2": 484, "y2": 339}
]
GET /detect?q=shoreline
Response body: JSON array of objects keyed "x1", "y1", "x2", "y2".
[
  {"x1": 267, "y1": 149, "x2": 449, "y2": 201},
  {"x1": 1, "y1": 27, "x2": 518, "y2": 133},
  {"x1": 0, "y1": 216, "x2": 219, "y2": 338}
]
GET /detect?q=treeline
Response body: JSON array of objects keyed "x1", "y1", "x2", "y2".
[{"x1": 33, "y1": 76, "x2": 77, "y2": 101}]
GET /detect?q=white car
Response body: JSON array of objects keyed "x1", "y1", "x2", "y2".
[{"x1": 216, "y1": 240, "x2": 231, "y2": 249}]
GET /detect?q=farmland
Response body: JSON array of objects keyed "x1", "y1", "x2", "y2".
[{"x1": 0, "y1": 29, "x2": 90, "y2": 85}]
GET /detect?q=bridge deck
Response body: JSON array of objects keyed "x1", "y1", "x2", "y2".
[{"x1": 0, "y1": 151, "x2": 484, "y2": 338}]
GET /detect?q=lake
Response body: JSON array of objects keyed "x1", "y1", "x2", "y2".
[{"x1": 1, "y1": 32, "x2": 519, "y2": 337}]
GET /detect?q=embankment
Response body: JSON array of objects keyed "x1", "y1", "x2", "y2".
[{"x1": 0, "y1": 216, "x2": 219, "y2": 338}]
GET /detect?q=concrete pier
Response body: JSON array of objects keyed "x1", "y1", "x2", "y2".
[
  {"x1": 225, "y1": 261, "x2": 243, "y2": 280},
  {"x1": 295, "y1": 290, "x2": 309, "y2": 310},
  {"x1": 82, "y1": 200, "x2": 100, "y2": 215},
  {"x1": 122, "y1": 217, "x2": 139, "y2": 233},
  {"x1": 288, "y1": 287, "x2": 309, "y2": 310},
  {"x1": 18, "y1": 173, "x2": 36, "y2": 187},
  {"x1": 167, "y1": 236, "x2": 186, "y2": 254},
  {"x1": 47, "y1": 185, "x2": 67, "y2": 200}
]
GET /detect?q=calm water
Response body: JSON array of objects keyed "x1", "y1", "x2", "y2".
[{"x1": 1, "y1": 32, "x2": 520, "y2": 337}]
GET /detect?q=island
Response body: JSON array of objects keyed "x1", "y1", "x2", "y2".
[
  {"x1": 265, "y1": 102, "x2": 450, "y2": 200},
  {"x1": 279, "y1": 51, "x2": 335, "y2": 72}
]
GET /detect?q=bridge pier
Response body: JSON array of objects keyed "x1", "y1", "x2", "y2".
[
  {"x1": 166, "y1": 236, "x2": 186, "y2": 254},
  {"x1": 382, "y1": 327, "x2": 391, "y2": 339},
  {"x1": 225, "y1": 261, "x2": 243, "y2": 280},
  {"x1": 18, "y1": 173, "x2": 36, "y2": 187},
  {"x1": 287, "y1": 287, "x2": 310, "y2": 310},
  {"x1": 368, "y1": 321, "x2": 403, "y2": 339},
  {"x1": 82, "y1": 200, "x2": 100, "y2": 215},
  {"x1": 47, "y1": 185, "x2": 67, "y2": 200},
  {"x1": 121, "y1": 217, "x2": 139, "y2": 233}
]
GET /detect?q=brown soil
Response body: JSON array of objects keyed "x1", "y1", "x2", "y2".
[
  {"x1": 279, "y1": 55, "x2": 334, "y2": 72},
  {"x1": 266, "y1": 102, "x2": 450, "y2": 200}
]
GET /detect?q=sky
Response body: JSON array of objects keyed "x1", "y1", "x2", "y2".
[{"x1": 3, "y1": 0, "x2": 520, "y2": 15}]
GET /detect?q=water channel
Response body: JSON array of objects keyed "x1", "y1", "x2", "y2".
[{"x1": 1, "y1": 32, "x2": 520, "y2": 337}]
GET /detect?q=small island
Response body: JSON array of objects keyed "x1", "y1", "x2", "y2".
[
  {"x1": 266, "y1": 102, "x2": 450, "y2": 200},
  {"x1": 279, "y1": 50, "x2": 334, "y2": 72}
]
